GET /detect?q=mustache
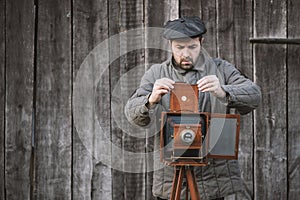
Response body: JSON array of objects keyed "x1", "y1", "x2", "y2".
[{"x1": 180, "y1": 57, "x2": 193, "y2": 64}]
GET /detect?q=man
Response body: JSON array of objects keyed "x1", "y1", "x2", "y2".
[{"x1": 125, "y1": 16, "x2": 261, "y2": 200}]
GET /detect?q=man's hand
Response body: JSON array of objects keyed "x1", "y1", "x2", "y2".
[
  {"x1": 197, "y1": 75, "x2": 226, "y2": 98},
  {"x1": 148, "y1": 78, "x2": 175, "y2": 106}
]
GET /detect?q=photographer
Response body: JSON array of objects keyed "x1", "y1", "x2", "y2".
[{"x1": 125, "y1": 16, "x2": 261, "y2": 200}]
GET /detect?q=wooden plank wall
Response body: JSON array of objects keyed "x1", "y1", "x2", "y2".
[
  {"x1": 287, "y1": 0, "x2": 300, "y2": 198},
  {"x1": 0, "y1": 0, "x2": 5, "y2": 199},
  {"x1": 1, "y1": 0, "x2": 299, "y2": 199},
  {"x1": 5, "y1": 0, "x2": 35, "y2": 199}
]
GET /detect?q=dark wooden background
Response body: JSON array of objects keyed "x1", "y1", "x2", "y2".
[{"x1": 1, "y1": 0, "x2": 300, "y2": 199}]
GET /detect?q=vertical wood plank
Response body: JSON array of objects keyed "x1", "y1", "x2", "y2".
[
  {"x1": 180, "y1": 0, "x2": 201, "y2": 17},
  {"x1": 217, "y1": 0, "x2": 254, "y2": 199},
  {"x1": 145, "y1": 1, "x2": 178, "y2": 199},
  {"x1": 5, "y1": 0, "x2": 35, "y2": 199},
  {"x1": 254, "y1": 0, "x2": 286, "y2": 37},
  {"x1": 34, "y1": 0, "x2": 72, "y2": 199},
  {"x1": 107, "y1": 0, "x2": 123, "y2": 198},
  {"x1": 89, "y1": 2, "x2": 111, "y2": 200},
  {"x1": 200, "y1": 0, "x2": 217, "y2": 58},
  {"x1": 254, "y1": 44, "x2": 287, "y2": 200},
  {"x1": 109, "y1": 0, "x2": 146, "y2": 199},
  {"x1": 231, "y1": 0, "x2": 254, "y2": 77},
  {"x1": 145, "y1": 0, "x2": 179, "y2": 66},
  {"x1": 72, "y1": 0, "x2": 93, "y2": 199},
  {"x1": 72, "y1": 0, "x2": 110, "y2": 199},
  {"x1": 287, "y1": 0, "x2": 300, "y2": 198},
  {"x1": 217, "y1": 0, "x2": 235, "y2": 63},
  {"x1": 108, "y1": 0, "x2": 125, "y2": 199},
  {"x1": 121, "y1": 1, "x2": 146, "y2": 199},
  {"x1": 0, "y1": 0, "x2": 5, "y2": 199},
  {"x1": 287, "y1": 46, "x2": 300, "y2": 200},
  {"x1": 254, "y1": 1, "x2": 287, "y2": 199}
]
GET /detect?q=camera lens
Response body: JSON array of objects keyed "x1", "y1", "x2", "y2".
[{"x1": 180, "y1": 129, "x2": 195, "y2": 144}]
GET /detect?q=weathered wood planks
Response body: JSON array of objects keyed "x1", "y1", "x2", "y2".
[
  {"x1": 217, "y1": 0, "x2": 254, "y2": 199},
  {"x1": 287, "y1": 0, "x2": 300, "y2": 199},
  {"x1": 0, "y1": 0, "x2": 5, "y2": 199},
  {"x1": 254, "y1": 0, "x2": 287, "y2": 199},
  {"x1": 145, "y1": 1, "x2": 179, "y2": 199},
  {"x1": 118, "y1": 1, "x2": 146, "y2": 199},
  {"x1": 72, "y1": 0, "x2": 111, "y2": 199},
  {"x1": 1, "y1": 0, "x2": 300, "y2": 200},
  {"x1": 108, "y1": 0, "x2": 125, "y2": 199},
  {"x1": 34, "y1": 0, "x2": 72, "y2": 199},
  {"x1": 5, "y1": 0, "x2": 35, "y2": 199}
]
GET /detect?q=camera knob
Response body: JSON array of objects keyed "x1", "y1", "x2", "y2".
[{"x1": 180, "y1": 129, "x2": 196, "y2": 144}]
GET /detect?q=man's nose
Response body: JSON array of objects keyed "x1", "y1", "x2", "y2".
[{"x1": 181, "y1": 48, "x2": 190, "y2": 57}]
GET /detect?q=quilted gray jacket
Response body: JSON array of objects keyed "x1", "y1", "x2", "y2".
[{"x1": 125, "y1": 53, "x2": 261, "y2": 199}]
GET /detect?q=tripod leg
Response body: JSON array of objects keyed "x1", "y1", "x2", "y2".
[
  {"x1": 186, "y1": 167, "x2": 200, "y2": 200},
  {"x1": 170, "y1": 167, "x2": 180, "y2": 200},
  {"x1": 170, "y1": 166, "x2": 184, "y2": 200}
]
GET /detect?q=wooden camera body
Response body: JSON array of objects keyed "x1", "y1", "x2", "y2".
[{"x1": 160, "y1": 83, "x2": 240, "y2": 166}]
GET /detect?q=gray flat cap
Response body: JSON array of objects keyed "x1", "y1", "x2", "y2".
[{"x1": 163, "y1": 16, "x2": 207, "y2": 40}]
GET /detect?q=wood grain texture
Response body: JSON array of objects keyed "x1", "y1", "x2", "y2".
[
  {"x1": 115, "y1": 1, "x2": 146, "y2": 199},
  {"x1": 34, "y1": 0, "x2": 72, "y2": 199},
  {"x1": 2, "y1": 1, "x2": 300, "y2": 199},
  {"x1": 200, "y1": 0, "x2": 217, "y2": 58},
  {"x1": 180, "y1": 0, "x2": 201, "y2": 17},
  {"x1": 217, "y1": 0, "x2": 235, "y2": 62},
  {"x1": 287, "y1": 0, "x2": 300, "y2": 199},
  {"x1": 144, "y1": 2, "x2": 179, "y2": 199},
  {"x1": 287, "y1": 44, "x2": 300, "y2": 200},
  {"x1": 0, "y1": 0, "x2": 5, "y2": 199},
  {"x1": 254, "y1": 0, "x2": 286, "y2": 37},
  {"x1": 5, "y1": 0, "x2": 35, "y2": 199},
  {"x1": 108, "y1": 0, "x2": 126, "y2": 199},
  {"x1": 217, "y1": 0, "x2": 254, "y2": 199},
  {"x1": 143, "y1": 1, "x2": 178, "y2": 199},
  {"x1": 254, "y1": 0, "x2": 287, "y2": 199},
  {"x1": 144, "y1": 0, "x2": 177, "y2": 67},
  {"x1": 72, "y1": 0, "x2": 111, "y2": 199},
  {"x1": 219, "y1": 0, "x2": 254, "y2": 74},
  {"x1": 254, "y1": 43, "x2": 287, "y2": 200}
]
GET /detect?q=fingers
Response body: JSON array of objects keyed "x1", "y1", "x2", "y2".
[
  {"x1": 197, "y1": 75, "x2": 219, "y2": 92},
  {"x1": 154, "y1": 78, "x2": 175, "y2": 91},
  {"x1": 197, "y1": 75, "x2": 225, "y2": 98},
  {"x1": 149, "y1": 78, "x2": 175, "y2": 104}
]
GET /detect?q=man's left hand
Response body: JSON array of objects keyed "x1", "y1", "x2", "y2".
[{"x1": 197, "y1": 75, "x2": 226, "y2": 98}]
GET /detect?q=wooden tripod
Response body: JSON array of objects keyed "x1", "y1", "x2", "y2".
[{"x1": 170, "y1": 166, "x2": 200, "y2": 200}]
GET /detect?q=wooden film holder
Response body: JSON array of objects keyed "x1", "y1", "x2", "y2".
[{"x1": 169, "y1": 83, "x2": 198, "y2": 113}]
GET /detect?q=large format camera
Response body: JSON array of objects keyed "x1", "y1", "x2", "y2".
[{"x1": 160, "y1": 83, "x2": 240, "y2": 166}]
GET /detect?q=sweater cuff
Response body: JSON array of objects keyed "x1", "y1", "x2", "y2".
[
  {"x1": 219, "y1": 85, "x2": 236, "y2": 105},
  {"x1": 144, "y1": 93, "x2": 157, "y2": 111}
]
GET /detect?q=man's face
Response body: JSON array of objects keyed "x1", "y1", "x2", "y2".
[{"x1": 171, "y1": 37, "x2": 201, "y2": 70}]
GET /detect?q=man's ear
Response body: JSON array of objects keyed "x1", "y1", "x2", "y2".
[{"x1": 200, "y1": 37, "x2": 204, "y2": 45}]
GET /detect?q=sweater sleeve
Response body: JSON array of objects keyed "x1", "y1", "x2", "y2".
[
  {"x1": 218, "y1": 60, "x2": 262, "y2": 115},
  {"x1": 124, "y1": 65, "x2": 159, "y2": 127}
]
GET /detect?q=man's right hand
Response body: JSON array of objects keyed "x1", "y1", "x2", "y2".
[{"x1": 148, "y1": 78, "x2": 175, "y2": 107}]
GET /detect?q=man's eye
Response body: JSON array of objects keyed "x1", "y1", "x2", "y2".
[
  {"x1": 189, "y1": 46, "x2": 197, "y2": 49},
  {"x1": 176, "y1": 46, "x2": 184, "y2": 50}
]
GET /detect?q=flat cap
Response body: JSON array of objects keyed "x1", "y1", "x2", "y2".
[{"x1": 163, "y1": 16, "x2": 207, "y2": 40}]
